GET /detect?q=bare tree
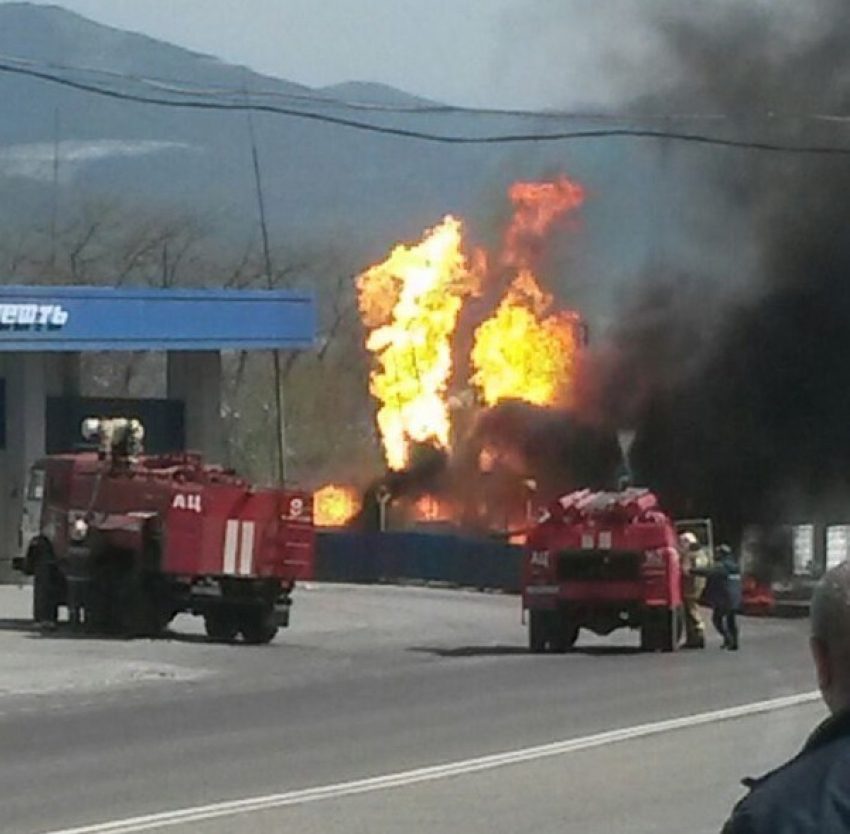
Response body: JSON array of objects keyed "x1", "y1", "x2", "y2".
[{"x1": 2, "y1": 196, "x2": 381, "y2": 484}]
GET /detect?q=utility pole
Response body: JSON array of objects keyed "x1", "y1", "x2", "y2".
[
  {"x1": 50, "y1": 107, "x2": 61, "y2": 268},
  {"x1": 245, "y1": 86, "x2": 287, "y2": 486}
]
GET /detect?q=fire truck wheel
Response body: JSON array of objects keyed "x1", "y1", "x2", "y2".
[
  {"x1": 113, "y1": 566, "x2": 164, "y2": 638},
  {"x1": 239, "y1": 605, "x2": 279, "y2": 645},
  {"x1": 639, "y1": 624, "x2": 657, "y2": 652},
  {"x1": 640, "y1": 610, "x2": 679, "y2": 653},
  {"x1": 528, "y1": 611, "x2": 548, "y2": 653},
  {"x1": 655, "y1": 608, "x2": 680, "y2": 653},
  {"x1": 85, "y1": 569, "x2": 112, "y2": 635},
  {"x1": 659, "y1": 622, "x2": 676, "y2": 652},
  {"x1": 550, "y1": 616, "x2": 579, "y2": 654},
  {"x1": 83, "y1": 558, "x2": 123, "y2": 635},
  {"x1": 33, "y1": 554, "x2": 60, "y2": 626},
  {"x1": 204, "y1": 609, "x2": 239, "y2": 643}
]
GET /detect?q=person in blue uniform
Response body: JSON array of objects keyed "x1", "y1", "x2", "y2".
[{"x1": 692, "y1": 543, "x2": 742, "y2": 650}]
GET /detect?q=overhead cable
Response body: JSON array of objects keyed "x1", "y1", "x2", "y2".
[{"x1": 1, "y1": 59, "x2": 848, "y2": 155}]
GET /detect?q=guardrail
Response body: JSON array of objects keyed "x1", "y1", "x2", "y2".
[{"x1": 314, "y1": 530, "x2": 523, "y2": 592}]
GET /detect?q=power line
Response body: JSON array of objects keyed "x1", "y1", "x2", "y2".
[
  {"x1": 0, "y1": 52, "x2": 728, "y2": 120},
  {"x1": 2, "y1": 52, "x2": 848, "y2": 124},
  {"x1": 1, "y1": 59, "x2": 849, "y2": 154}
]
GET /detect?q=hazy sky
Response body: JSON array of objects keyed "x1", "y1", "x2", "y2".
[{"x1": 2, "y1": 0, "x2": 665, "y2": 108}]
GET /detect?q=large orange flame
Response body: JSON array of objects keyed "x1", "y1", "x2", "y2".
[
  {"x1": 471, "y1": 175, "x2": 585, "y2": 408},
  {"x1": 470, "y1": 270, "x2": 581, "y2": 407},
  {"x1": 314, "y1": 484, "x2": 361, "y2": 527},
  {"x1": 355, "y1": 216, "x2": 482, "y2": 470},
  {"x1": 356, "y1": 176, "x2": 585, "y2": 473},
  {"x1": 411, "y1": 494, "x2": 454, "y2": 522},
  {"x1": 503, "y1": 176, "x2": 585, "y2": 269}
]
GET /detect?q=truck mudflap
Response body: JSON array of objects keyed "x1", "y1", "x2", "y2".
[{"x1": 273, "y1": 597, "x2": 292, "y2": 627}]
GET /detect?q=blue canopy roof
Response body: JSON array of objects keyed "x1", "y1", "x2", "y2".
[{"x1": 0, "y1": 285, "x2": 317, "y2": 352}]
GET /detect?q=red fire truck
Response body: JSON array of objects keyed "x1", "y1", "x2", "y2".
[
  {"x1": 522, "y1": 488, "x2": 694, "y2": 653},
  {"x1": 13, "y1": 418, "x2": 314, "y2": 643}
]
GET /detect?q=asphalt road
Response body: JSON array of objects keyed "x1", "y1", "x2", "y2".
[{"x1": 0, "y1": 582, "x2": 821, "y2": 834}]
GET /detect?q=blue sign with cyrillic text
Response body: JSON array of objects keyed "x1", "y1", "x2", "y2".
[{"x1": 0, "y1": 286, "x2": 316, "y2": 352}]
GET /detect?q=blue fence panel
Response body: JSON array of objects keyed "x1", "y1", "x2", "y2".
[
  {"x1": 315, "y1": 530, "x2": 523, "y2": 592},
  {"x1": 315, "y1": 531, "x2": 379, "y2": 584}
]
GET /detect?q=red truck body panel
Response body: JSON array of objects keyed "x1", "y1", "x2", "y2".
[{"x1": 164, "y1": 484, "x2": 314, "y2": 580}]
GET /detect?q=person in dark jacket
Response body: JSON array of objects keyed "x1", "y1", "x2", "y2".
[
  {"x1": 720, "y1": 560, "x2": 850, "y2": 833},
  {"x1": 692, "y1": 544, "x2": 742, "y2": 649}
]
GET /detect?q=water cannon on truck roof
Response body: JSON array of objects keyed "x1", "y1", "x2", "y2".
[{"x1": 81, "y1": 416, "x2": 145, "y2": 465}]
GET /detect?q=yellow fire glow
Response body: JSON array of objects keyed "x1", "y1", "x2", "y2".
[
  {"x1": 412, "y1": 494, "x2": 453, "y2": 522},
  {"x1": 470, "y1": 270, "x2": 580, "y2": 407},
  {"x1": 314, "y1": 484, "x2": 361, "y2": 527},
  {"x1": 355, "y1": 216, "x2": 482, "y2": 470}
]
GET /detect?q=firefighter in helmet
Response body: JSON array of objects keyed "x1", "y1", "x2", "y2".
[{"x1": 679, "y1": 530, "x2": 710, "y2": 649}]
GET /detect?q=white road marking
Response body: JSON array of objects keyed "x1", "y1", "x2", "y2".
[{"x1": 37, "y1": 690, "x2": 821, "y2": 834}]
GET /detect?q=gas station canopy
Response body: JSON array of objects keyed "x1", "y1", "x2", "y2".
[{"x1": 0, "y1": 285, "x2": 316, "y2": 352}]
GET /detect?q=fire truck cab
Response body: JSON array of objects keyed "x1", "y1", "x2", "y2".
[{"x1": 522, "y1": 488, "x2": 688, "y2": 653}]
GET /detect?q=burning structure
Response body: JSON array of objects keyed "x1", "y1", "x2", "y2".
[
  {"x1": 314, "y1": 176, "x2": 615, "y2": 537},
  {"x1": 315, "y1": 0, "x2": 850, "y2": 594}
]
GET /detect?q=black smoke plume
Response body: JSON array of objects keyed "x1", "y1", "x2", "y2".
[
  {"x1": 579, "y1": 0, "x2": 850, "y2": 539},
  {"x1": 465, "y1": 400, "x2": 622, "y2": 500},
  {"x1": 350, "y1": 443, "x2": 450, "y2": 531}
]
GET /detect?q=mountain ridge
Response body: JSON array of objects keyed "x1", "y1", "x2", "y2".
[{"x1": 0, "y1": 2, "x2": 656, "y2": 319}]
